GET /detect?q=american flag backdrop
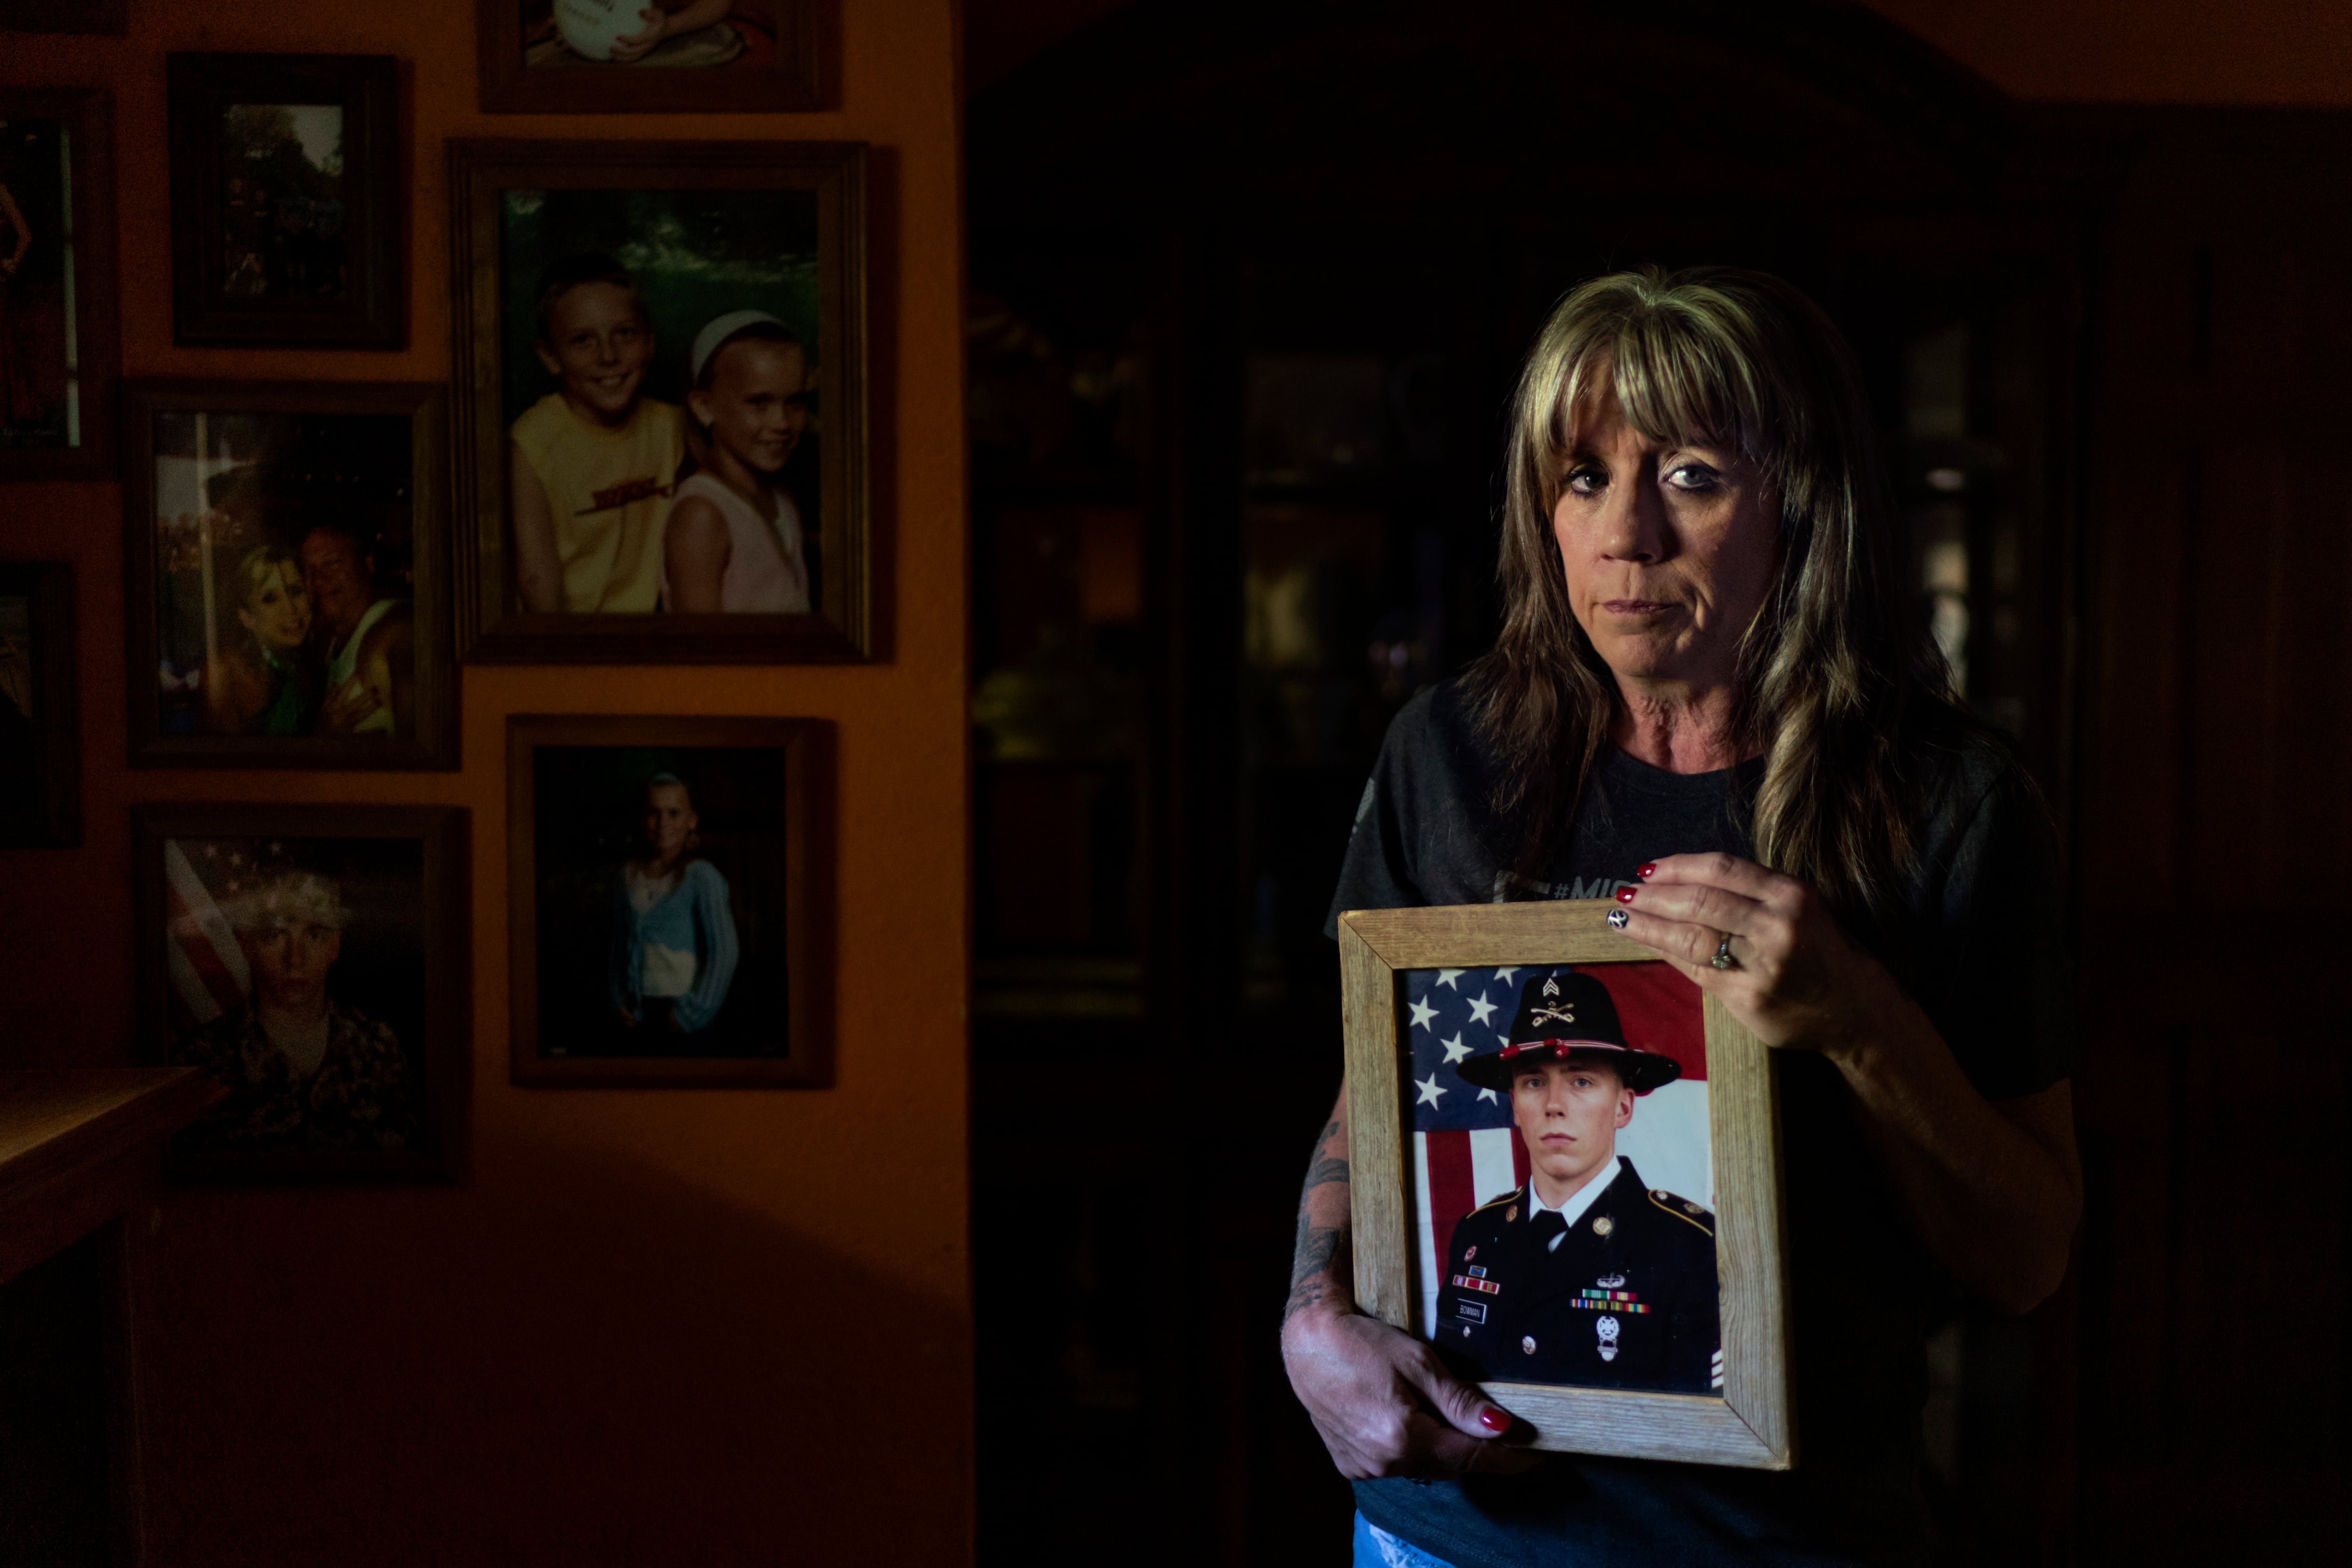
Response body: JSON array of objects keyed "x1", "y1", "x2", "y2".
[
  {"x1": 1404, "y1": 963, "x2": 1710, "y2": 1339},
  {"x1": 165, "y1": 839, "x2": 254, "y2": 1034}
]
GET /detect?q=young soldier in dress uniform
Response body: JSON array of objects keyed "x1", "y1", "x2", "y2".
[{"x1": 1435, "y1": 969, "x2": 1723, "y2": 1395}]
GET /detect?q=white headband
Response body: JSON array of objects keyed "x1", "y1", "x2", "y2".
[{"x1": 690, "y1": 309, "x2": 790, "y2": 384}]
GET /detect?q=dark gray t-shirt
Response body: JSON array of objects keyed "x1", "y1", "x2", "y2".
[{"x1": 1326, "y1": 681, "x2": 2074, "y2": 1568}]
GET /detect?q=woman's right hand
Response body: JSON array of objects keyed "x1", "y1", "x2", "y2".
[{"x1": 1280, "y1": 1305, "x2": 1538, "y2": 1480}]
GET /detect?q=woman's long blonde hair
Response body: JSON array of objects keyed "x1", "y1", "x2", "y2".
[{"x1": 1463, "y1": 266, "x2": 1967, "y2": 923}]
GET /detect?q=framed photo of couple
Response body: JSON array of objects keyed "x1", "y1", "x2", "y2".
[
  {"x1": 120, "y1": 380, "x2": 456, "y2": 770},
  {"x1": 1338, "y1": 899, "x2": 1796, "y2": 1470},
  {"x1": 447, "y1": 138, "x2": 869, "y2": 664}
]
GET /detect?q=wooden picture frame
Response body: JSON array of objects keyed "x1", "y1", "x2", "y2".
[
  {"x1": 0, "y1": 562, "x2": 80, "y2": 847},
  {"x1": 0, "y1": 88, "x2": 120, "y2": 481},
  {"x1": 447, "y1": 138, "x2": 869, "y2": 663},
  {"x1": 121, "y1": 379, "x2": 458, "y2": 770},
  {"x1": 131, "y1": 804, "x2": 471, "y2": 1184},
  {"x1": 507, "y1": 714, "x2": 834, "y2": 1088},
  {"x1": 166, "y1": 53, "x2": 403, "y2": 349},
  {"x1": 1338, "y1": 900, "x2": 1796, "y2": 1470},
  {"x1": 476, "y1": 0, "x2": 820, "y2": 114}
]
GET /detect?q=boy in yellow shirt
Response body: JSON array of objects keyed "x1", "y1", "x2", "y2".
[{"x1": 508, "y1": 254, "x2": 686, "y2": 613}]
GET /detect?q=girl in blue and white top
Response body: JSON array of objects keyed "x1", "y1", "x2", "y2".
[{"x1": 608, "y1": 772, "x2": 739, "y2": 1043}]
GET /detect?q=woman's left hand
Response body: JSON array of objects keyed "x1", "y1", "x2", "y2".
[{"x1": 1609, "y1": 853, "x2": 1907, "y2": 1057}]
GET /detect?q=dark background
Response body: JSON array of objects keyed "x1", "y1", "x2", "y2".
[
  {"x1": 963, "y1": 2, "x2": 2352, "y2": 1564},
  {"x1": 531, "y1": 743, "x2": 792, "y2": 1058}
]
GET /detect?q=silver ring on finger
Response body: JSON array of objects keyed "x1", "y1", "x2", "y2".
[{"x1": 1711, "y1": 931, "x2": 1738, "y2": 971}]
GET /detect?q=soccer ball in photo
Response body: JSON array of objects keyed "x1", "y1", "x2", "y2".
[{"x1": 552, "y1": 0, "x2": 643, "y2": 62}]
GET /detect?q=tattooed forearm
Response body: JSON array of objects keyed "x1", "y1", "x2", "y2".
[
  {"x1": 1304, "y1": 1152, "x2": 1351, "y2": 1192},
  {"x1": 1284, "y1": 1103, "x2": 1353, "y2": 1325},
  {"x1": 1285, "y1": 1218, "x2": 1350, "y2": 1324}
]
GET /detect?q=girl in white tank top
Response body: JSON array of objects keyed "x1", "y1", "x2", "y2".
[
  {"x1": 664, "y1": 311, "x2": 817, "y2": 614},
  {"x1": 661, "y1": 471, "x2": 810, "y2": 613}
]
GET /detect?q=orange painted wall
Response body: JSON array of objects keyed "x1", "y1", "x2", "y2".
[{"x1": 0, "y1": 2, "x2": 973, "y2": 1563}]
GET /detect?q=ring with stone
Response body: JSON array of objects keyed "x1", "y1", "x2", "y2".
[{"x1": 1711, "y1": 932, "x2": 1737, "y2": 971}]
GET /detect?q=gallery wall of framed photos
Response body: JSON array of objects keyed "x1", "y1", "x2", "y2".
[{"x1": 0, "y1": 2, "x2": 972, "y2": 1562}]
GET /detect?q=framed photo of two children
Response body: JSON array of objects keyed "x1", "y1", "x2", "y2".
[
  {"x1": 447, "y1": 138, "x2": 868, "y2": 664},
  {"x1": 1339, "y1": 899, "x2": 1796, "y2": 1469}
]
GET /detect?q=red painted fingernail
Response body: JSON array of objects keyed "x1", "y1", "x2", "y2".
[
  {"x1": 1615, "y1": 886, "x2": 1637, "y2": 903},
  {"x1": 1637, "y1": 863, "x2": 1656, "y2": 879},
  {"x1": 1478, "y1": 1408, "x2": 1510, "y2": 1433}
]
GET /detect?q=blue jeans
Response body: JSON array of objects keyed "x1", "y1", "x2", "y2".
[{"x1": 1353, "y1": 1512, "x2": 1460, "y2": 1568}]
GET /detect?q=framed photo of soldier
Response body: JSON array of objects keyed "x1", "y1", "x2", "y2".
[
  {"x1": 0, "y1": 561, "x2": 79, "y2": 847},
  {"x1": 0, "y1": 87, "x2": 120, "y2": 482},
  {"x1": 446, "y1": 138, "x2": 870, "y2": 664},
  {"x1": 1338, "y1": 899, "x2": 1795, "y2": 1470},
  {"x1": 475, "y1": 1, "x2": 820, "y2": 115},
  {"x1": 120, "y1": 379, "x2": 457, "y2": 771},
  {"x1": 132, "y1": 804, "x2": 470, "y2": 1183},
  {"x1": 166, "y1": 53, "x2": 403, "y2": 349},
  {"x1": 506, "y1": 715, "x2": 833, "y2": 1088}
]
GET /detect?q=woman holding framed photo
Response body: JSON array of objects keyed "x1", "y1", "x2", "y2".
[{"x1": 1281, "y1": 268, "x2": 2082, "y2": 1566}]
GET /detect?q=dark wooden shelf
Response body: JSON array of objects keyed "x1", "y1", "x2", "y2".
[{"x1": 0, "y1": 1070, "x2": 219, "y2": 1287}]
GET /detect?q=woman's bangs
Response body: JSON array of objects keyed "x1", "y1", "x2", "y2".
[
  {"x1": 1605, "y1": 314, "x2": 1763, "y2": 461},
  {"x1": 1530, "y1": 338, "x2": 1609, "y2": 480}
]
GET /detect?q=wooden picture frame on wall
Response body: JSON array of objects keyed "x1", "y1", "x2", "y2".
[
  {"x1": 0, "y1": 561, "x2": 81, "y2": 848},
  {"x1": 131, "y1": 803, "x2": 470, "y2": 1184},
  {"x1": 121, "y1": 379, "x2": 458, "y2": 770},
  {"x1": 1338, "y1": 899, "x2": 1796, "y2": 1470},
  {"x1": 475, "y1": 0, "x2": 820, "y2": 114},
  {"x1": 507, "y1": 714, "x2": 834, "y2": 1089},
  {"x1": 448, "y1": 139, "x2": 869, "y2": 663},
  {"x1": 0, "y1": 88, "x2": 120, "y2": 482},
  {"x1": 166, "y1": 53, "x2": 404, "y2": 349}
]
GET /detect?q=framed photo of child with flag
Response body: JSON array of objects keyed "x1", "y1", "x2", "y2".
[
  {"x1": 132, "y1": 803, "x2": 471, "y2": 1183},
  {"x1": 1338, "y1": 899, "x2": 1796, "y2": 1469},
  {"x1": 445, "y1": 138, "x2": 868, "y2": 664}
]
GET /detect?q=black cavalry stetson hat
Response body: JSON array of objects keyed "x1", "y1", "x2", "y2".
[{"x1": 1454, "y1": 969, "x2": 1683, "y2": 1094}]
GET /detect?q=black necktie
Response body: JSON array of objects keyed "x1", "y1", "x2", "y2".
[{"x1": 1528, "y1": 1209, "x2": 1567, "y2": 1253}]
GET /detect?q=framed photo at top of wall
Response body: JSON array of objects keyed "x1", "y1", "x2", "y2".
[
  {"x1": 1338, "y1": 900, "x2": 1796, "y2": 1469},
  {"x1": 120, "y1": 379, "x2": 457, "y2": 770},
  {"x1": 166, "y1": 54, "x2": 403, "y2": 349},
  {"x1": 0, "y1": 88, "x2": 120, "y2": 481},
  {"x1": 477, "y1": 1, "x2": 819, "y2": 114},
  {"x1": 447, "y1": 140, "x2": 868, "y2": 663}
]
